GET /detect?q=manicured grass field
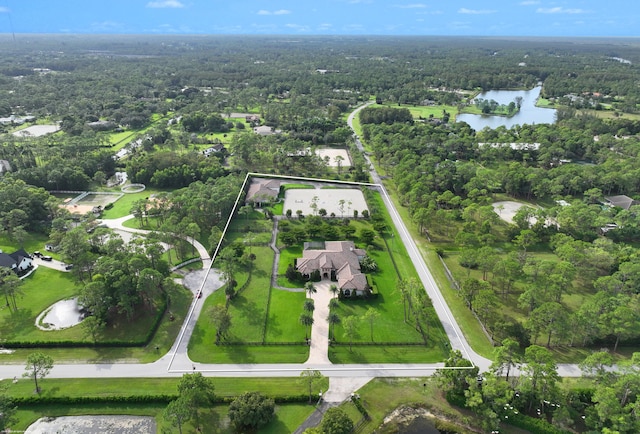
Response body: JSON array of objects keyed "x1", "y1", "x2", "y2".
[
  {"x1": 99, "y1": 188, "x2": 164, "y2": 219},
  {"x1": 265, "y1": 289, "x2": 307, "y2": 342},
  {"x1": 189, "y1": 245, "x2": 310, "y2": 363}
]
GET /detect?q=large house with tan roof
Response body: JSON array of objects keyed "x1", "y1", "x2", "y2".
[
  {"x1": 296, "y1": 241, "x2": 370, "y2": 297},
  {"x1": 245, "y1": 178, "x2": 281, "y2": 207}
]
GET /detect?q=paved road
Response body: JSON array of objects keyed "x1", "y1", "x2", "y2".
[{"x1": 347, "y1": 103, "x2": 491, "y2": 371}]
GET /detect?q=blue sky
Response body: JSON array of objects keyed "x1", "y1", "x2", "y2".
[{"x1": 0, "y1": 0, "x2": 637, "y2": 37}]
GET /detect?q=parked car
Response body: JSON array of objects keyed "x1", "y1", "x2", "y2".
[
  {"x1": 33, "y1": 251, "x2": 42, "y2": 258},
  {"x1": 42, "y1": 255, "x2": 53, "y2": 261},
  {"x1": 64, "y1": 264, "x2": 74, "y2": 270}
]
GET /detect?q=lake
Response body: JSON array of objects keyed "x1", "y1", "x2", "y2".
[{"x1": 456, "y1": 86, "x2": 557, "y2": 130}]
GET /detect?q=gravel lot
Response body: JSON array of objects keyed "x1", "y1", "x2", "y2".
[
  {"x1": 26, "y1": 416, "x2": 156, "y2": 433},
  {"x1": 12, "y1": 124, "x2": 60, "y2": 137},
  {"x1": 315, "y1": 148, "x2": 351, "y2": 167}
]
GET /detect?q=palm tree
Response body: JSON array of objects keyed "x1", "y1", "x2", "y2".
[
  {"x1": 329, "y1": 284, "x2": 339, "y2": 299},
  {"x1": 303, "y1": 299, "x2": 315, "y2": 313},
  {"x1": 299, "y1": 313, "x2": 314, "y2": 340},
  {"x1": 329, "y1": 298, "x2": 340, "y2": 309},
  {"x1": 304, "y1": 281, "x2": 317, "y2": 298},
  {"x1": 327, "y1": 312, "x2": 341, "y2": 340}
]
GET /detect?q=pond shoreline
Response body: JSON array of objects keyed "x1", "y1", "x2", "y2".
[{"x1": 379, "y1": 405, "x2": 482, "y2": 434}]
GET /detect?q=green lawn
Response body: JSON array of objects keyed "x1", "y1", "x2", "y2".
[
  {"x1": 0, "y1": 233, "x2": 50, "y2": 256},
  {"x1": 99, "y1": 188, "x2": 165, "y2": 219},
  {"x1": 4, "y1": 377, "x2": 319, "y2": 433},
  {"x1": 189, "y1": 245, "x2": 310, "y2": 363},
  {"x1": 265, "y1": 289, "x2": 307, "y2": 342},
  {"x1": 373, "y1": 102, "x2": 460, "y2": 120},
  {"x1": 0, "y1": 282, "x2": 191, "y2": 364},
  {"x1": 0, "y1": 268, "x2": 79, "y2": 342}
]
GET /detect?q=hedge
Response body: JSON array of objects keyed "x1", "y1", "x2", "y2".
[
  {"x1": 508, "y1": 412, "x2": 570, "y2": 434},
  {"x1": 13, "y1": 393, "x2": 309, "y2": 406}
]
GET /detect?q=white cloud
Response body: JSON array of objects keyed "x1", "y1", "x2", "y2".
[
  {"x1": 458, "y1": 8, "x2": 496, "y2": 15},
  {"x1": 91, "y1": 21, "x2": 125, "y2": 31},
  {"x1": 536, "y1": 7, "x2": 587, "y2": 14},
  {"x1": 285, "y1": 23, "x2": 310, "y2": 32},
  {"x1": 146, "y1": 0, "x2": 184, "y2": 8},
  {"x1": 395, "y1": 3, "x2": 427, "y2": 8},
  {"x1": 0, "y1": 6, "x2": 10, "y2": 13},
  {"x1": 520, "y1": 0, "x2": 540, "y2": 5},
  {"x1": 257, "y1": 9, "x2": 292, "y2": 15}
]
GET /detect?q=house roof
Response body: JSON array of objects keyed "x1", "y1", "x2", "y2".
[
  {"x1": 296, "y1": 241, "x2": 368, "y2": 292},
  {"x1": 0, "y1": 253, "x2": 16, "y2": 268},
  {"x1": 254, "y1": 125, "x2": 278, "y2": 135},
  {"x1": 0, "y1": 249, "x2": 32, "y2": 269},
  {"x1": 604, "y1": 195, "x2": 638, "y2": 210},
  {"x1": 246, "y1": 179, "x2": 281, "y2": 203}
]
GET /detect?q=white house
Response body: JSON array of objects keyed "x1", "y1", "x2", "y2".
[{"x1": 0, "y1": 249, "x2": 33, "y2": 275}]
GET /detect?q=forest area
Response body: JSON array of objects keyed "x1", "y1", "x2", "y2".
[{"x1": 0, "y1": 35, "x2": 640, "y2": 433}]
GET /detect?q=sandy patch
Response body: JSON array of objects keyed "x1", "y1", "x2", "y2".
[
  {"x1": 316, "y1": 148, "x2": 352, "y2": 167},
  {"x1": 12, "y1": 124, "x2": 60, "y2": 137},
  {"x1": 62, "y1": 203, "x2": 95, "y2": 215},
  {"x1": 26, "y1": 415, "x2": 156, "y2": 434},
  {"x1": 36, "y1": 298, "x2": 84, "y2": 331},
  {"x1": 492, "y1": 200, "x2": 555, "y2": 228},
  {"x1": 284, "y1": 188, "x2": 368, "y2": 217}
]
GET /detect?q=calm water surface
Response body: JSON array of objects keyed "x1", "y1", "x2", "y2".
[
  {"x1": 399, "y1": 417, "x2": 441, "y2": 433},
  {"x1": 457, "y1": 86, "x2": 556, "y2": 130}
]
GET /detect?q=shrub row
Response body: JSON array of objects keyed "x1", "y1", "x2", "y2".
[
  {"x1": 508, "y1": 412, "x2": 569, "y2": 434},
  {"x1": 351, "y1": 395, "x2": 369, "y2": 419},
  {"x1": 331, "y1": 342, "x2": 424, "y2": 347},
  {"x1": 14, "y1": 394, "x2": 178, "y2": 406},
  {"x1": 14, "y1": 393, "x2": 310, "y2": 406},
  {"x1": 217, "y1": 341, "x2": 306, "y2": 346},
  {"x1": 4, "y1": 300, "x2": 167, "y2": 349}
]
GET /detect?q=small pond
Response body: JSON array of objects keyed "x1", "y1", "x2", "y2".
[
  {"x1": 36, "y1": 298, "x2": 84, "y2": 331},
  {"x1": 399, "y1": 416, "x2": 441, "y2": 433},
  {"x1": 457, "y1": 86, "x2": 556, "y2": 130}
]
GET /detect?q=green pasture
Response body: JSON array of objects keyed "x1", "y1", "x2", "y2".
[{"x1": 374, "y1": 102, "x2": 460, "y2": 120}]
